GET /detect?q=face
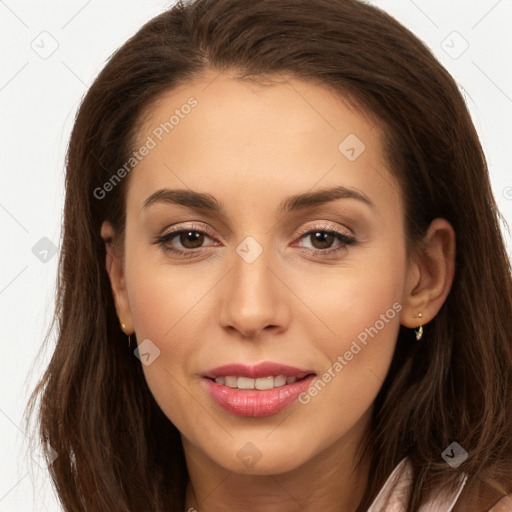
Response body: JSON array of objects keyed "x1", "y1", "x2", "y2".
[{"x1": 107, "y1": 70, "x2": 411, "y2": 475}]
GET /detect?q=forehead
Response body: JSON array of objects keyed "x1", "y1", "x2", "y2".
[{"x1": 127, "y1": 71, "x2": 400, "y2": 216}]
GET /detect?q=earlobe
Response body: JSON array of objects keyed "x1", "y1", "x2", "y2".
[
  {"x1": 400, "y1": 218, "x2": 456, "y2": 330},
  {"x1": 100, "y1": 221, "x2": 134, "y2": 334}
]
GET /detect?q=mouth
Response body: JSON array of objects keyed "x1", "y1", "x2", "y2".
[{"x1": 201, "y1": 362, "x2": 317, "y2": 417}]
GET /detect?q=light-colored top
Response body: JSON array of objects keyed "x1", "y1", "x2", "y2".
[
  {"x1": 367, "y1": 458, "x2": 512, "y2": 511},
  {"x1": 367, "y1": 457, "x2": 467, "y2": 511}
]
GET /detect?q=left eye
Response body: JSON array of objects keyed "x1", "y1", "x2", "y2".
[{"x1": 297, "y1": 230, "x2": 355, "y2": 251}]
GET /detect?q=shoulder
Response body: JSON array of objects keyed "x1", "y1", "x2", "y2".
[
  {"x1": 489, "y1": 495, "x2": 512, "y2": 511},
  {"x1": 369, "y1": 458, "x2": 512, "y2": 512},
  {"x1": 453, "y1": 492, "x2": 512, "y2": 511},
  {"x1": 368, "y1": 458, "x2": 466, "y2": 511},
  {"x1": 490, "y1": 495, "x2": 512, "y2": 511}
]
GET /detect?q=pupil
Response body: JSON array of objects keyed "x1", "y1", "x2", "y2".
[
  {"x1": 182, "y1": 231, "x2": 203, "y2": 248},
  {"x1": 313, "y1": 232, "x2": 333, "y2": 249}
]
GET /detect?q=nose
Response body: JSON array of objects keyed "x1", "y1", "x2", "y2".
[{"x1": 218, "y1": 241, "x2": 290, "y2": 339}]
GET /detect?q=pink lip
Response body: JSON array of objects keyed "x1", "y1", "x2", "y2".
[
  {"x1": 201, "y1": 362, "x2": 316, "y2": 417},
  {"x1": 202, "y1": 362, "x2": 314, "y2": 380}
]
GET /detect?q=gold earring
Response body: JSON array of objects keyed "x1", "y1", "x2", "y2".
[
  {"x1": 413, "y1": 312, "x2": 423, "y2": 341},
  {"x1": 120, "y1": 323, "x2": 132, "y2": 349}
]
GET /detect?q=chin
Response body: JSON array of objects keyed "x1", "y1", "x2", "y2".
[{"x1": 208, "y1": 437, "x2": 314, "y2": 475}]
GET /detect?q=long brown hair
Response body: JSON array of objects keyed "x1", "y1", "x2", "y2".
[{"x1": 26, "y1": 0, "x2": 512, "y2": 510}]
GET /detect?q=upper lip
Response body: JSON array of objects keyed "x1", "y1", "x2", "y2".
[{"x1": 202, "y1": 362, "x2": 316, "y2": 380}]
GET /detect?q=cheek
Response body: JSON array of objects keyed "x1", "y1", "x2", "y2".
[
  {"x1": 289, "y1": 297, "x2": 402, "y2": 466},
  {"x1": 124, "y1": 250, "x2": 222, "y2": 426},
  {"x1": 124, "y1": 229, "x2": 219, "y2": 347},
  {"x1": 301, "y1": 241, "x2": 406, "y2": 360},
  {"x1": 126, "y1": 265, "x2": 210, "y2": 364},
  {"x1": 293, "y1": 250, "x2": 405, "y2": 439}
]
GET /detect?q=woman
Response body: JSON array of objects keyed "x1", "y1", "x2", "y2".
[{"x1": 27, "y1": 0, "x2": 512, "y2": 510}]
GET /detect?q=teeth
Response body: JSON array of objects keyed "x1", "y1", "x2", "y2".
[
  {"x1": 274, "y1": 375, "x2": 287, "y2": 387},
  {"x1": 237, "y1": 377, "x2": 255, "y2": 389},
  {"x1": 255, "y1": 376, "x2": 274, "y2": 390},
  {"x1": 213, "y1": 374, "x2": 301, "y2": 389},
  {"x1": 224, "y1": 376, "x2": 238, "y2": 388}
]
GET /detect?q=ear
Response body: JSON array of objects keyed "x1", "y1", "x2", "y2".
[
  {"x1": 400, "y1": 218, "x2": 456, "y2": 329},
  {"x1": 101, "y1": 220, "x2": 134, "y2": 334}
]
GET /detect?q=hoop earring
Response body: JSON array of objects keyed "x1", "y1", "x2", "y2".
[
  {"x1": 413, "y1": 312, "x2": 423, "y2": 341},
  {"x1": 120, "y1": 323, "x2": 132, "y2": 349}
]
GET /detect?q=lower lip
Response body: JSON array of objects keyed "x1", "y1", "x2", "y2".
[{"x1": 202, "y1": 375, "x2": 316, "y2": 417}]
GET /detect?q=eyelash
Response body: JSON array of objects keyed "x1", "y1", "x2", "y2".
[{"x1": 153, "y1": 222, "x2": 357, "y2": 258}]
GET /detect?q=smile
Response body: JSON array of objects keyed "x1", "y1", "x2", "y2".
[{"x1": 201, "y1": 362, "x2": 316, "y2": 417}]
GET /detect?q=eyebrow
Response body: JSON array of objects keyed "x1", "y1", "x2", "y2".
[{"x1": 142, "y1": 185, "x2": 373, "y2": 214}]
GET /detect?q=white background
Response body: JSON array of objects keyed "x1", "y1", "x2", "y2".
[{"x1": 1, "y1": 0, "x2": 511, "y2": 510}]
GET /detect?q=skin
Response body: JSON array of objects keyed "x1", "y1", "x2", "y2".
[{"x1": 101, "y1": 70, "x2": 456, "y2": 511}]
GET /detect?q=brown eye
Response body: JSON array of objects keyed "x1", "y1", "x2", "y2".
[
  {"x1": 178, "y1": 231, "x2": 205, "y2": 249},
  {"x1": 308, "y1": 231, "x2": 336, "y2": 250},
  {"x1": 154, "y1": 227, "x2": 217, "y2": 257},
  {"x1": 297, "y1": 228, "x2": 356, "y2": 255}
]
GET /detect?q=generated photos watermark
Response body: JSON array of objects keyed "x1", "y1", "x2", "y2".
[
  {"x1": 93, "y1": 97, "x2": 198, "y2": 200},
  {"x1": 298, "y1": 301, "x2": 403, "y2": 404}
]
